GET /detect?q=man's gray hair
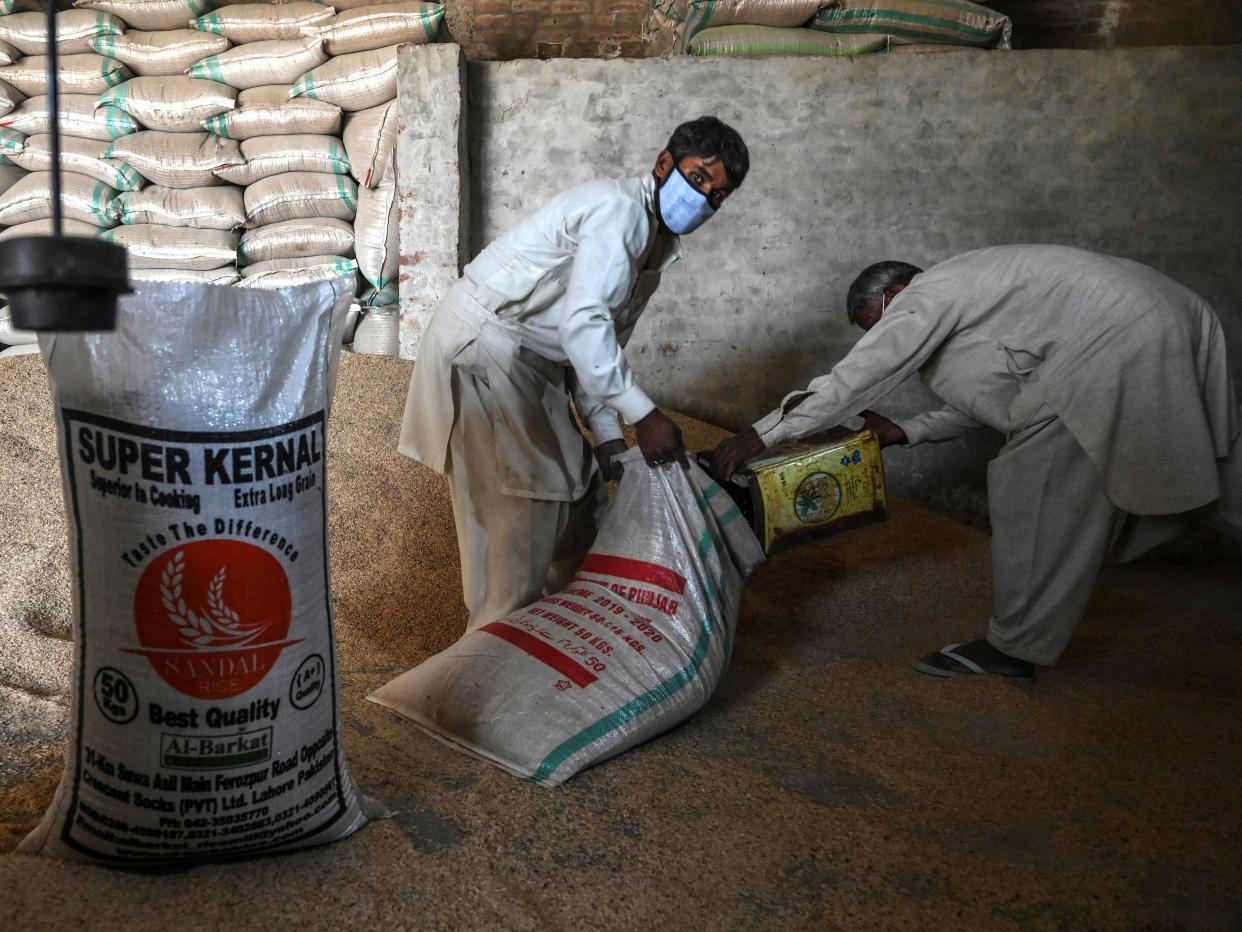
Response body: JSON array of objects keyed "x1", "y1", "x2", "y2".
[{"x1": 846, "y1": 260, "x2": 924, "y2": 324}]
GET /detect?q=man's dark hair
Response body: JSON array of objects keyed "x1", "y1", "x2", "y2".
[
  {"x1": 846, "y1": 260, "x2": 924, "y2": 324},
  {"x1": 666, "y1": 116, "x2": 749, "y2": 187}
]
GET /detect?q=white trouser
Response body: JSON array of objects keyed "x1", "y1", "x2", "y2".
[
  {"x1": 446, "y1": 364, "x2": 606, "y2": 632},
  {"x1": 986, "y1": 415, "x2": 1240, "y2": 665}
]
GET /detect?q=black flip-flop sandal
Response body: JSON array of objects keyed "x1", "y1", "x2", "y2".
[{"x1": 912, "y1": 642, "x2": 1035, "y2": 681}]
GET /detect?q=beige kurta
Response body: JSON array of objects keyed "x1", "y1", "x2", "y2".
[
  {"x1": 398, "y1": 174, "x2": 681, "y2": 628},
  {"x1": 754, "y1": 245, "x2": 1239, "y2": 516}
]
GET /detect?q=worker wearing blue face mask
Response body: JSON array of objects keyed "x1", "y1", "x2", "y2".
[{"x1": 399, "y1": 116, "x2": 748, "y2": 631}]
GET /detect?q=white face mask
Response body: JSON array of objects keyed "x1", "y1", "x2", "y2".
[{"x1": 658, "y1": 167, "x2": 715, "y2": 235}]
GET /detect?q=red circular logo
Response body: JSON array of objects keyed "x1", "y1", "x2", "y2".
[{"x1": 129, "y1": 540, "x2": 297, "y2": 700}]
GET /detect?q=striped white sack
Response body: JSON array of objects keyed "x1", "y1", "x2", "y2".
[
  {"x1": 0, "y1": 53, "x2": 130, "y2": 96},
  {"x1": 188, "y1": 37, "x2": 328, "y2": 91},
  {"x1": 97, "y1": 223, "x2": 239, "y2": 269},
  {"x1": 290, "y1": 44, "x2": 399, "y2": 112},
  {"x1": 314, "y1": 2, "x2": 443, "y2": 56},
  {"x1": 244, "y1": 171, "x2": 358, "y2": 226},
  {"x1": 106, "y1": 131, "x2": 243, "y2": 188},
  {"x1": 74, "y1": 0, "x2": 218, "y2": 32},
  {"x1": 203, "y1": 84, "x2": 342, "y2": 139},
  {"x1": 215, "y1": 133, "x2": 350, "y2": 186},
  {"x1": 369, "y1": 450, "x2": 765, "y2": 786},
  {"x1": 0, "y1": 94, "x2": 137, "y2": 141},
  {"x1": 239, "y1": 254, "x2": 360, "y2": 290},
  {"x1": 192, "y1": 1, "x2": 336, "y2": 44},
  {"x1": 239, "y1": 217, "x2": 356, "y2": 265},
  {"x1": 10, "y1": 134, "x2": 146, "y2": 191},
  {"x1": 98, "y1": 76, "x2": 237, "y2": 133},
  {"x1": 0, "y1": 170, "x2": 120, "y2": 227},
  {"x1": 342, "y1": 99, "x2": 396, "y2": 188},
  {"x1": 116, "y1": 185, "x2": 246, "y2": 230},
  {"x1": 90, "y1": 30, "x2": 232, "y2": 78},
  {"x1": 0, "y1": 10, "x2": 125, "y2": 55},
  {"x1": 352, "y1": 179, "x2": 396, "y2": 292}
]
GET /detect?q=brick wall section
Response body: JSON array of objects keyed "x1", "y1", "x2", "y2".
[
  {"x1": 446, "y1": 0, "x2": 660, "y2": 60},
  {"x1": 447, "y1": 0, "x2": 1242, "y2": 59}
]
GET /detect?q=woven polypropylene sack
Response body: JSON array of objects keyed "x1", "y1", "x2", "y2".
[
  {"x1": 215, "y1": 134, "x2": 349, "y2": 186},
  {"x1": 239, "y1": 254, "x2": 360, "y2": 290},
  {"x1": 369, "y1": 450, "x2": 765, "y2": 785},
  {"x1": 239, "y1": 217, "x2": 355, "y2": 265},
  {"x1": 98, "y1": 77, "x2": 237, "y2": 133},
  {"x1": 348, "y1": 306, "x2": 398, "y2": 355},
  {"x1": 97, "y1": 223, "x2": 238, "y2": 269},
  {"x1": 653, "y1": 0, "x2": 828, "y2": 51},
  {"x1": 810, "y1": 0, "x2": 1013, "y2": 47},
  {"x1": 75, "y1": 0, "x2": 217, "y2": 32},
  {"x1": 358, "y1": 284, "x2": 397, "y2": 308},
  {"x1": 193, "y1": 1, "x2": 336, "y2": 43},
  {"x1": 0, "y1": 53, "x2": 129, "y2": 97},
  {"x1": 131, "y1": 266, "x2": 242, "y2": 285},
  {"x1": 10, "y1": 134, "x2": 145, "y2": 191},
  {"x1": 0, "y1": 126, "x2": 23, "y2": 164},
  {"x1": 317, "y1": 2, "x2": 443, "y2": 55},
  {"x1": 18, "y1": 278, "x2": 374, "y2": 866},
  {"x1": 116, "y1": 186, "x2": 246, "y2": 230},
  {"x1": 0, "y1": 170, "x2": 119, "y2": 226},
  {"x1": 353, "y1": 179, "x2": 396, "y2": 291},
  {"x1": 106, "y1": 131, "x2": 243, "y2": 188},
  {"x1": 0, "y1": 78, "x2": 21, "y2": 118},
  {"x1": 342, "y1": 100, "x2": 396, "y2": 189},
  {"x1": 290, "y1": 44, "x2": 399, "y2": 112},
  {"x1": 0, "y1": 217, "x2": 100, "y2": 239},
  {"x1": 189, "y1": 37, "x2": 328, "y2": 92},
  {"x1": 689, "y1": 25, "x2": 889, "y2": 54},
  {"x1": 0, "y1": 95, "x2": 137, "y2": 141},
  {"x1": 0, "y1": 39, "x2": 19, "y2": 66},
  {"x1": 203, "y1": 85, "x2": 342, "y2": 140},
  {"x1": 0, "y1": 10, "x2": 124, "y2": 55},
  {"x1": 91, "y1": 30, "x2": 232, "y2": 78},
  {"x1": 244, "y1": 171, "x2": 358, "y2": 226}
]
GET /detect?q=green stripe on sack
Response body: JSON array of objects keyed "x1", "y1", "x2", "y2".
[
  {"x1": 203, "y1": 114, "x2": 230, "y2": 138},
  {"x1": 292, "y1": 73, "x2": 317, "y2": 100},
  {"x1": 0, "y1": 128, "x2": 24, "y2": 153},
  {"x1": 812, "y1": 7, "x2": 999, "y2": 41},
  {"x1": 99, "y1": 107, "x2": 135, "y2": 139},
  {"x1": 90, "y1": 181, "x2": 112, "y2": 225},
  {"x1": 103, "y1": 61, "x2": 127, "y2": 88},
  {"x1": 196, "y1": 13, "x2": 222, "y2": 36},
  {"x1": 531, "y1": 525, "x2": 722, "y2": 785},
  {"x1": 328, "y1": 140, "x2": 349, "y2": 173},
  {"x1": 337, "y1": 175, "x2": 356, "y2": 212},
  {"x1": 189, "y1": 0, "x2": 212, "y2": 17},
  {"x1": 421, "y1": 7, "x2": 444, "y2": 40}
]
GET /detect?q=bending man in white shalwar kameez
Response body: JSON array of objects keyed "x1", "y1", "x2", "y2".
[
  {"x1": 400, "y1": 117, "x2": 749, "y2": 631},
  {"x1": 711, "y1": 245, "x2": 1241, "y2": 679}
]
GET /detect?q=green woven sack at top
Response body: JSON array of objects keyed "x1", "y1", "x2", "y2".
[
  {"x1": 811, "y1": 0, "x2": 1012, "y2": 48},
  {"x1": 689, "y1": 25, "x2": 889, "y2": 57}
]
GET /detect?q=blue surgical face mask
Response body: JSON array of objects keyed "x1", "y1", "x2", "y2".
[{"x1": 658, "y1": 167, "x2": 715, "y2": 235}]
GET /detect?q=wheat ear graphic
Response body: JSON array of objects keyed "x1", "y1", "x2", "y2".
[{"x1": 160, "y1": 552, "x2": 270, "y2": 648}]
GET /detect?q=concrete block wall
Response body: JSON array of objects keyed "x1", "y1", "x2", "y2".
[{"x1": 399, "y1": 44, "x2": 1242, "y2": 512}]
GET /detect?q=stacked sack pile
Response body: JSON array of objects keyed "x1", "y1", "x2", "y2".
[
  {"x1": 648, "y1": 0, "x2": 1011, "y2": 58},
  {"x1": 0, "y1": 0, "x2": 443, "y2": 355}
]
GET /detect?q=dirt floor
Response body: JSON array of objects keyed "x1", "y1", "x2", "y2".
[{"x1": 2, "y1": 353, "x2": 1240, "y2": 929}]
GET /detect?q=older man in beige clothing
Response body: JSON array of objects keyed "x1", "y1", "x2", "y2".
[{"x1": 712, "y1": 245, "x2": 1240, "y2": 680}]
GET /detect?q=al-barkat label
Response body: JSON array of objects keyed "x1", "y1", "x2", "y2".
[{"x1": 59, "y1": 409, "x2": 348, "y2": 862}]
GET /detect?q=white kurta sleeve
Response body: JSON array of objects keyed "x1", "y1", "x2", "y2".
[
  {"x1": 559, "y1": 199, "x2": 656, "y2": 426},
  {"x1": 751, "y1": 299, "x2": 960, "y2": 449},
  {"x1": 573, "y1": 381, "x2": 625, "y2": 443},
  {"x1": 894, "y1": 404, "x2": 982, "y2": 446}
]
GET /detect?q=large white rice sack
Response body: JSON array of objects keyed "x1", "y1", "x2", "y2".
[
  {"x1": 107, "y1": 131, "x2": 243, "y2": 188},
  {"x1": 96, "y1": 223, "x2": 238, "y2": 269},
  {"x1": 290, "y1": 44, "x2": 398, "y2": 112},
  {"x1": 342, "y1": 99, "x2": 396, "y2": 189},
  {"x1": 91, "y1": 30, "x2": 232, "y2": 77},
  {"x1": 193, "y1": 2, "x2": 336, "y2": 43},
  {"x1": 189, "y1": 37, "x2": 328, "y2": 91},
  {"x1": 74, "y1": 0, "x2": 216, "y2": 32},
  {"x1": 116, "y1": 185, "x2": 246, "y2": 230},
  {"x1": 239, "y1": 217, "x2": 355, "y2": 265},
  {"x1": 0, "y1": 216, "x2": 108, "y2": 239},
  {"x1": 203, "y1": 84, "x2": 342, "y2": 139},
  {"x1": 316, "y1": 2, "x2": 443, "y2": 55},
  {"x1": 240, "y1": 254, "x2": 359, "y2": 290},
  {"x1": 353, "y1": 179, "x2": 396, "y2": 292},
  {"x1": 98, "y1": 77, "x2": 237, "y2": 133},
  {"x1": 319, "y1": 0, "x2": 422, "y2": 8},
  {"x1": 244, "y1": 171, "x2": 358, "y2": 226},
  {"x1": 0, "y1": 170, "x2": 119, "y2": 226},
  {"x1": 0, "y1": 95, "x2": 137, "y2": 140},
  {"x1": 215, "y1": 133, "x2": 349, "y2": 186},
  {"x1": 0, "y1": 78, "x2": 22, "y2": 118},
  {"x1": 10, "y1": 134, "x2": 145, "y2": 191},
  {"x1": 0, "y1": 39, "x2": 19, "y2": 66},
  {"x1": 131, "y1": 266, "x2": 242, "y2": 284},
  {"x1": 18, "y1": 278, "x2": 373, "y2": 866},
  {"x1": 0, "y1": 53, "x2": 129, "y2": 96},
  {"x1": 0, "y1": 10, "x2": 125, "y2": 56},
  {"x1": 370, "y1": 451, "x2": 765, "y2": 786}
]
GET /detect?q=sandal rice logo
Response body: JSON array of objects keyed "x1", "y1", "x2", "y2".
[{"x1": 127, "y1": 540, "x2": 299, "y2": 699}]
